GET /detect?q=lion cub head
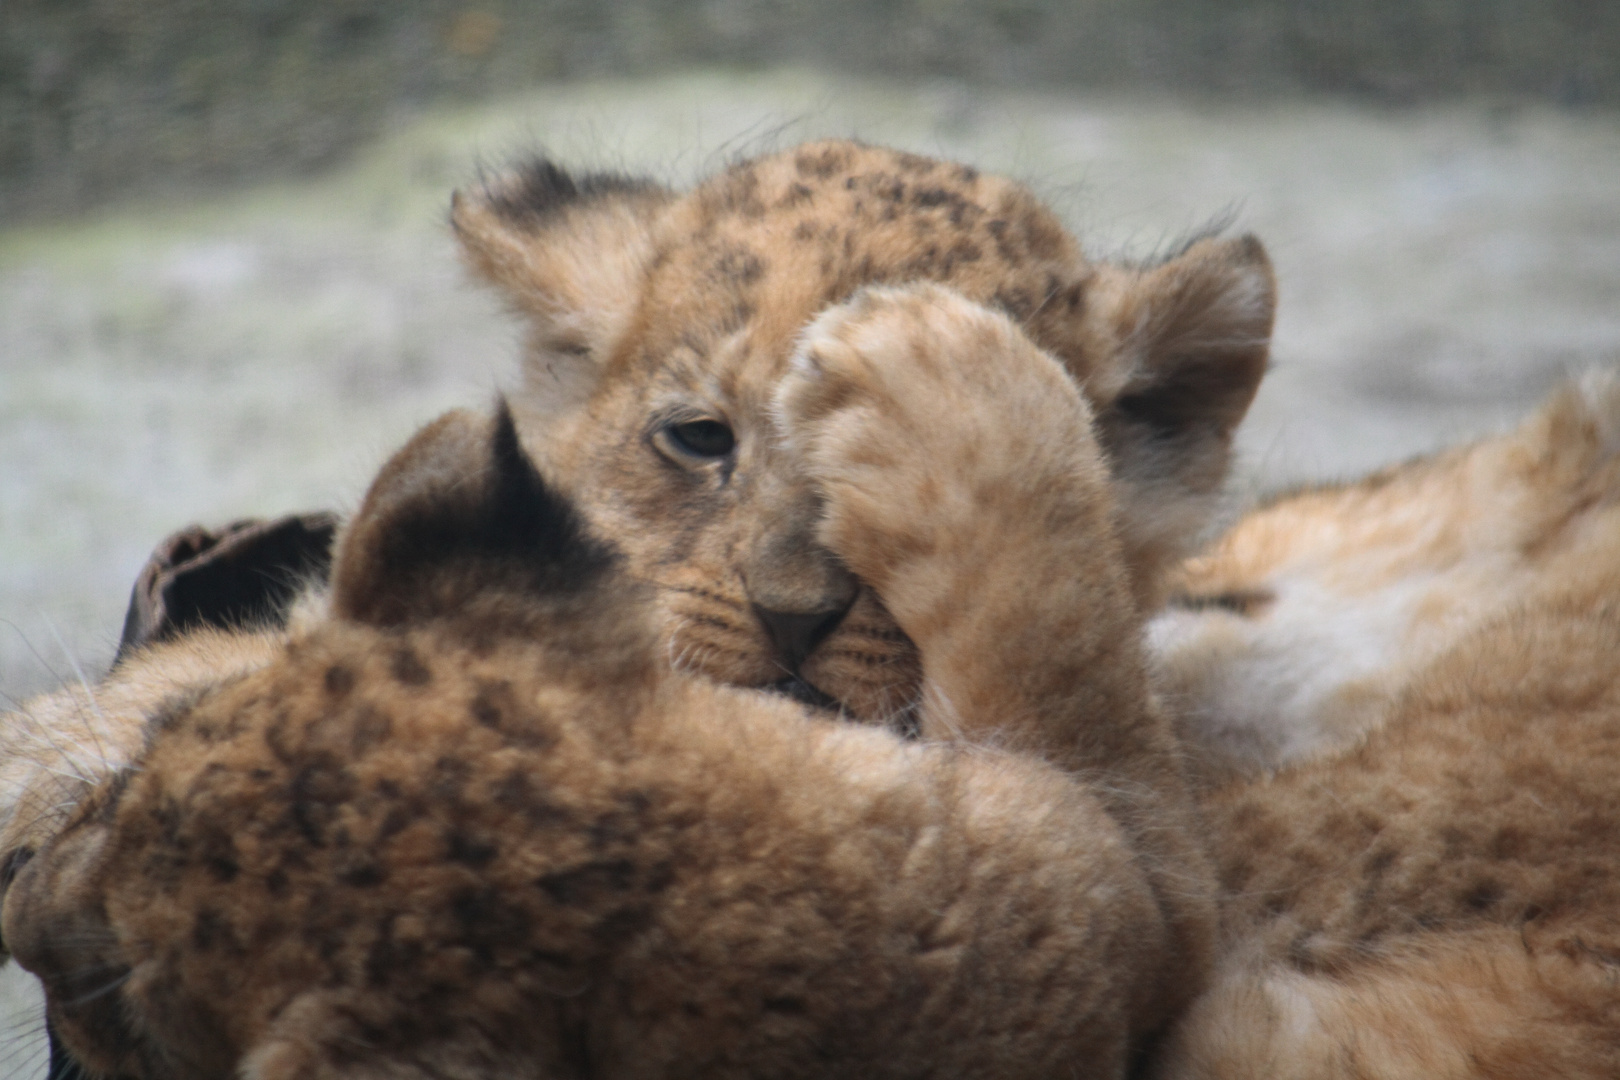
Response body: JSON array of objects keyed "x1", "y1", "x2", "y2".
[
  {"x1": 454, "y1": 140, "x2": 1275, "y2": 720},
  {"x1": 0, "y1": 404, "x2": 650, "y2": 1078},
  {"x1": 6, "y1": 398, "x2": 1208, "y2": 1080}
]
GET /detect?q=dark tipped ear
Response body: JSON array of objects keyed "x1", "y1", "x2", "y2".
[
  {"x1": 452, "y1": 159, "x2": 671, "y2": 420},
  {"x1": 331, "y1": 402, "x2": 615, "y2": 627},
  {"x1": 1084, "y1": 234, "x2": 1276, "y2": 602},
  {"x1": 467, "y1": 159, "x2": 664, "y2": 230},
  {"x1": 114, "y1": 513, "x2": 338, "y2": 664}
]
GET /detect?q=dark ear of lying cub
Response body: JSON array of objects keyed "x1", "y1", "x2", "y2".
[
  {"x1": 115, "y1": 512, "x2": 338, "y2": 664},
  {"x1": 331, "y1": 401, "x2": 617, "y2": 628}
]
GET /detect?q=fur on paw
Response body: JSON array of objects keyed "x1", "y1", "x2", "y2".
[{"x1": 774, "y1": 282, "x2": 1099, "y2": 633}]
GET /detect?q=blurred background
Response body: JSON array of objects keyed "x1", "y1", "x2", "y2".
[{"x1": 2, "y1": 4, "x2": 1620, "y2": 1068}]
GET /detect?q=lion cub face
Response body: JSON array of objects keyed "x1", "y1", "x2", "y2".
[
  {"x1": 4, "y1": 397, "x2": 1207, "y2": 1080},
  {"x1": 454, "y1": 140, "x2": 1275, "y2": 722}
]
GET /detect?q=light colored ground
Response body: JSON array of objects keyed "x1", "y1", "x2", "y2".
[{"x1": 2, "y1": 70, "x2": 1618, "y2": 1071}]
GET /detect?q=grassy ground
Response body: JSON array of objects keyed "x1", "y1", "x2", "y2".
[{"x1": 2, "y1": 70, "x2": 1619, "y2": 1071}]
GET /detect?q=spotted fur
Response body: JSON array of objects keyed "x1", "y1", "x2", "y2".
[
  {"x1": 7, "y1": 390, "x2": 1213, "y2": 1079},
  {"x1": 452, "y1": 139, "x2": 1275, "y2": 721},
  {"x1": 0, "y1": 142, "x2": 1283, "y2": 1078}
]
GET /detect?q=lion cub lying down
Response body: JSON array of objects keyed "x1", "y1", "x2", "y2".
[
  {"x1": 14, "y1": 373, "x2": 1620, "y2": 1080},
  {"x1": 5, "y1": 142, "x2": 1286, "y2": 1080},
  {"x1": 1151, "y1": 372, "x2": 1620, "y2": 1079},
  {"x1": 12, "y1": 137, "x2": 1619, "y2": 1078},
  {"x1": 2, "y1": 362, "x2": 1218, "y2": 1077}
]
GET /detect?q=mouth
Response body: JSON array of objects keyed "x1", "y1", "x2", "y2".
[{"x1": 767, "y1": 676, "x2": 843, "y2": 713}]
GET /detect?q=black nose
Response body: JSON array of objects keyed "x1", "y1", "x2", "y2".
[{"x1": 752, "y1": 602, "x2": 852, "y2": 672}]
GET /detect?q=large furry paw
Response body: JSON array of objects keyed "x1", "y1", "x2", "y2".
[{"x1": 775, "y1": 282, "x2": 1102, "y2": 649}]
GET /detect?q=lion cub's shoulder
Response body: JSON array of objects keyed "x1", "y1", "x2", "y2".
[
  {"x1": 1153, "y1": 370, "x2": 1620, "y2": 775},
  {"x1": 1151, "y1": 374, "x2": 1620, "y2": 1079}
]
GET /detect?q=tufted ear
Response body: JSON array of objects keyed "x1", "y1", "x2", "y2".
[
  {"x1": 1083, "y1": 235, "x2": 1277, "y2": 603},
  {"x1": 451, "y1": 160, "x2": 671, "y2": 419},
  {"x1": 331, "y1": 402, "x2": 617, "y2": 629}
]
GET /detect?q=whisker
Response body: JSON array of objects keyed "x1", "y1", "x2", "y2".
[
  {"x1": 41, "y1": 618, "x2": 111, "y2": 773},
  {"x1": 8, "y1": 723, "x2": 97, "y2": 790},
  {"x1": 0, "y1": 619, "x2": 71, "y2": 699},
  {"x1": 61, "y1": 969, "x2": 133, "y2": 1010},
  {"x1": 21, "y1": 930, "x2": 122, "y2": 953},
  {"x1": 25, "y1": 683, "x2": 141, "y2": 789},
  {"x1": 0, "y1": 1039, "x2": 49, "y2": 1080}
]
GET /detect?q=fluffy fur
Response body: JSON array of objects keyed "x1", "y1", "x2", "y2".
[
  {"x1": 451, "y1": 139, "x2": 1275, "y2": 720},
  {"x1": 1148, "y1": 372, "x2": 1620, "y2": 1078},
  {"x1": 0, "y1": 145, "x2": 1282, "y2": 1077},
  {"x1": 5, "y1": 141, "x2": 1617, "y2": 1077},
  {"x1": 4, "y1": 384, "x2": 1213, "y2": 1078}
]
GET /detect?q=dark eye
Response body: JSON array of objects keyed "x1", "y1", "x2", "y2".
[{"x1": 666, "y1": 419, "x2": 735, "y2": 459}]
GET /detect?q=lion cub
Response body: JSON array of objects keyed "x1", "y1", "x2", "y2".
[
  {"x1": 4, "y1": 336, "x2": 1213, "y2": 1079},
  {"x1": 1149, "y1": 373, "x2": 1620, "y2": 1079},
  {"x1": 3, "y1": 140, "x2": 1286, "y2": 1080}
]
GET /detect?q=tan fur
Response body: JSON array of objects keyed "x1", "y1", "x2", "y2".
[
  {"x1": 4, "y1": 384, "x2": 1215, "y2": 1079},
  {"x1": 0, "y1": 143, "x2": 1280, "y2": 1077},
  {"x1": 0, "y1": 626, "x2": 285, "y2": 932},
  {"x1": 1152, "y1": 371, "x2": 1620, "y2": 777},
  {"x1": 1148, "y1": 372, "x2": 1620, "y2": 1078},
  {"x1": 453, "y1": 140, "x2": 1274, "y2": 720},
  {"x1": 7, "y1": 141, "x2": 1614, "y2": 1076}
]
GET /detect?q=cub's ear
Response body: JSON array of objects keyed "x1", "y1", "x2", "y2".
[
  {"x1": 452, "y1": 160, "x2": 671, "y2": 419},
  {"x1": 331, "y1": 402, "x2": 616, "y2": 628},
  {"x1": 1084, "y1": 235, "x2": 1276, "y2": 600},
  {"x1": 115, "y1": 513, "x2": 338, "y2": 664}
]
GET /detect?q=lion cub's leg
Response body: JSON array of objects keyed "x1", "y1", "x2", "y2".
[
  {"x1": 776, "y1": 282, "x2": 1152, "y2": 771},
  {"x1": 776, "y1": 283, "x2": 1218, "y2": 1018}
]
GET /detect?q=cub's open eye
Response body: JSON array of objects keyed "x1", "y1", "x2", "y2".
[{"x1": 662, "y1": 419, "x2": 736, "y2": 461}]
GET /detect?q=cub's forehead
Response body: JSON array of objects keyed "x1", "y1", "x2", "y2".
[
  {"x1": 621, "y1": 140, "x2": 1085, "y2": 388},
  {"x1": 692, "y1": 141, "x2": 995, "y2": 222}
]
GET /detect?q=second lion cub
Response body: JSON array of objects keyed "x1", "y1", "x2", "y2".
[{"x1": 3, "y1": 287, "x2": 1235, "y2": 1078}]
